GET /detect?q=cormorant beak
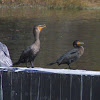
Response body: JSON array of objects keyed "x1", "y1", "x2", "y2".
[
  {"x1": 38, "y1": 24, "x2": 46, "y2": 31},
  {"x1": 77, "y1": 42, "x2": 84, "y2": 45}
]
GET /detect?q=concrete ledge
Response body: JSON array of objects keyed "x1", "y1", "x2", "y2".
[
  {"x1": 0, "y1": 67, "x2": 100, "y2": 100},
  {"x1": 0, "y1": 67, "x2": 100, "y2": 75}
]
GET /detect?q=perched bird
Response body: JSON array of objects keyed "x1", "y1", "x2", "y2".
[
  {"x1": 13, "y1": 24, "x2": 46, "y2": 67},
  {"x1": 0, "y1": 42, "x2": 12, "y2": 67},
  {"x1": 47, "y1": 40, "x2": 84, "y2": 69}
]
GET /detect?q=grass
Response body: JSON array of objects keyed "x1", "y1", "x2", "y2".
[{"x1": 0, "y1": 0, "x2": 100, "y2": 10}]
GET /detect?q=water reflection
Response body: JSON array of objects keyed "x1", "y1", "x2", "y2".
[{"x1": 0, "y1": 8, "x2": 100, "y2": 70}]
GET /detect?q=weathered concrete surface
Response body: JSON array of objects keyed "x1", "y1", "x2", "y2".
[{"x1": 0, "y1": 67, "x2": 100, "y2": 100}]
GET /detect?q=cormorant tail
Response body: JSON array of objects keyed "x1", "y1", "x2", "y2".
[
  {"x1": 13, "y1": 61, "x2": 20, "y2": 66},
  {"x1": 47, "y1": 61, "x2": 57, "y2": 66}
]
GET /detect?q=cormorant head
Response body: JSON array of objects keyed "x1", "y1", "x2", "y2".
[
  {"x1": 73, "y1": 40, "x2": 84, "y2": 48},
  {"x1": 33, "y1": 24, "x2": 46, "y2": 37},
  {"x1": 33, "y1": 24, "x2": 46, "y2": 32}
]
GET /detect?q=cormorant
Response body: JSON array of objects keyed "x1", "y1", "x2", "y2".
[
  {"x1": 13, "y1": 24, "x2": 46, "y2": 67},
  {"x1": 47, "y1": 40, "x2": 84, "y2": 69},
  {"x1": 0, "y1": 42, "x2": 12, "y2": 67}
]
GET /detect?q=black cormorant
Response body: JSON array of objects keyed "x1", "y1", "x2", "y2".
[
  {"x1": 13, "y1": 24, "x2": 46, "y2": 67},
  {"x1": 47, "y1": 40, "x2": 84, "y2": 69},
  {"x1": 0, "y1": 42, "x2": 12, "y2": 67}
]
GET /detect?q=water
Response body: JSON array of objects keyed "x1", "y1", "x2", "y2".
[{"x1": 0, "y1": 7, "x2": 100, "y2": 70}]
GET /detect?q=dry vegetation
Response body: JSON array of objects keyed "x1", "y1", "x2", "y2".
[{"x1": 0, "y1": 0, "x2": 100, "y2": 9}]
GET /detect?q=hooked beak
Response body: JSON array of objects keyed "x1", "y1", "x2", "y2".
[
  {"x1": 77, "y1": 41, "x2": 84, "y2": 45},
  {"x1": 38, "y1": 24, "x2": 46, "y2": 31}
]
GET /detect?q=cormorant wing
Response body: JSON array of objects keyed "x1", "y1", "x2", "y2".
[
  {"x1": 57, "y1": 48, "x2": 80, "y2": 64},
  {"x1": 19, "y1": 45, "x2": 37, "y2": 59},
  {"x1": 20, "y1": 46, "x2": 32, "y2": 57},
  {"x1": 22, "y1": 46, "x2": 31, "y2": 54}
]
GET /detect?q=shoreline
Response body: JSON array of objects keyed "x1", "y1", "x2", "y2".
[{"x1": 0, "y1": 3, "x2": 100, "y2": 10}]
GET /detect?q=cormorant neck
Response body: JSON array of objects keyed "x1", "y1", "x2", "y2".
[
  {"x1": 34, "y1": 32, "x2": 40, "y2": 46},
  {"x1": 34, "y1": 39, "x2": 40, "y2": 47},
  {"x1": 79, "y1": 46, "x2": 84, "y2": 50},
  {"x1": 33, "y1": 30, "x2": 40, "y2": 41},
  {"x1": 79, "y1": 46, "x2": 84, "y2": 56}
]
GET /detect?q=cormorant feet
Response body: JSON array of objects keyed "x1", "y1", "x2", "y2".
[
  {"x1": 71, "y1": 68, "x2": 76, "y2": 70},
  {"x1": 65, "y1": 67, "x2": 76, "y2": 70},
  {"x1": 26, "y1": 67, "x2": 34, "y2": 68}
]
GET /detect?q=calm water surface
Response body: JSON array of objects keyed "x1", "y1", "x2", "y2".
[{"x1": 0, "y1": 8, "x2": 100, "y2": 70}]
